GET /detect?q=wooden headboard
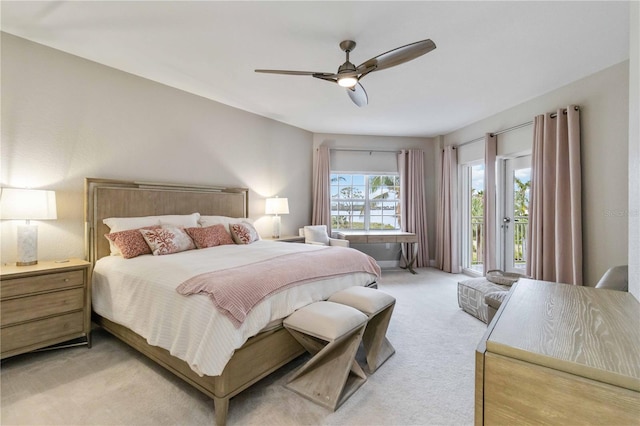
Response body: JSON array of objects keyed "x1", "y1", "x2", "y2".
[{"x1": 85, "y1": 178, "x2": 249, "y2": 263}]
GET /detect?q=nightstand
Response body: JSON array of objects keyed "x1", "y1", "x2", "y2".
[
  {"x1": 265, "y1": 235, "x2": 305, "y2": 243},
  {"x1": 0, "y1": 258, "x2": 92, "y2": 359}
]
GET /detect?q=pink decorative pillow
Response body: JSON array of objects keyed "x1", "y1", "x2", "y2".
[
  {"x1": 185, "y1": 224, "x2": 234, "y2": 249},
  {"x1": 140, "y1": 226, "x2": 196, "y2": 256},
  {"x1": 105, "y1": 226, "x2": 158, "y2": 259},
  {"x1": 230, "y1": 222, "x2": 260, "y2": 245}
]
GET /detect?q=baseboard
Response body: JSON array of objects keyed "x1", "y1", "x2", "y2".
[
  {"x1": 379, "y1": 260, "x2": 438, "y2": 269},
  {"x1": 378, "y1": 260, "x2": 400, "y2": 268}
]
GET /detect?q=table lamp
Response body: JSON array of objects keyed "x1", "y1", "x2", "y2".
[
  {"x1": 265, "y1": 196, "x2": 289, "y2": 238},
  {"x1": 0, "y1": 188, "x2": 57, "y2": 266}
]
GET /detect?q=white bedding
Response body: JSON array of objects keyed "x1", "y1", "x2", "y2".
[{"x1": 92, "y1": 240, "x2": 378, "y2": 376}]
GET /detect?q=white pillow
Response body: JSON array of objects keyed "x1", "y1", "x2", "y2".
[
  {"x1": 104, "y1": 213, "x2": 200, "y2": 232},
  {"x1": 158, "y1": 213, "x2": 200, "y2": 228},
  {"x1": 199, "y1": 215, "x2": 251, "y2": 228},
  {"x1": 304, "y1": 225, "x2": 330, "y2": 245},
  {"x1": 104, "y1": 216, "x2": 161, "y2": 233}
]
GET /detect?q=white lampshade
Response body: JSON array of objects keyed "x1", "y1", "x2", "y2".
[
  {"x1": 1, "y1": 188, "x2": 57, "y2": 220},
  {"x1": 265, "y1": 197, "x2": 289, "y2": 239},
  {"x1": 265, "y1": 197, "x2": 289, "y2": 215},
  {"x1": 1, "y1": 188, "x2": 57, "y2": 266}
]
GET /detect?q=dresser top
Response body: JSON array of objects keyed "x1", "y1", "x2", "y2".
[
  {"x1": 1, "y1": 258, "x2": 90, "y2": 278},
  {"x1": 487, "y1": 279, "x2": 640, "y2": 391}
]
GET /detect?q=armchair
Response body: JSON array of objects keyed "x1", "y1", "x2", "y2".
[
  {"x1": 595, "y1": 265, "x2": 628, "y2": 291},
  {"x1": 301, "y1": 225, "x2": 349, "y2": 247}
]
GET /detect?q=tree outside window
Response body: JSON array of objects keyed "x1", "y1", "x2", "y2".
[{"x1": 331, "y1": 174, "x2": 400, "y2": 231}]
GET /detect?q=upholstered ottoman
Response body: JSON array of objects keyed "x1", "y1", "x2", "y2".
[
  {"x1": 485, "y1": 290, "x2": 510, "y2": 323},
  {"x1": 457, "y1": 278, "x2": 509, "y2": 323}
]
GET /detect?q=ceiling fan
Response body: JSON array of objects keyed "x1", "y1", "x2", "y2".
[{"x1": 255, "y1": 38, "x2": 436, "y2": 107}]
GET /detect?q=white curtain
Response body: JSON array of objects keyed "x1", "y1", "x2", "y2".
[
  {"x1": 526, "y1": 106, "x2": 582, "y2": 285},
  {"x1": 398, "y1": 149, "x2": 430, "y2": 267},
  {"x1": 483, "y1": 133, "x2": 497, "y2": 274},
  {"x1": 436, "y1": 146, "x2": 460, "y2": 273},
  {"x1": 312, "y1": 145, "x2": 331, "y2": 228}
]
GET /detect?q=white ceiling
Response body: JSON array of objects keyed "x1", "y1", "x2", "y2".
[{"x1": 0, "y1": 1, "x2": 630, "y2": 137}]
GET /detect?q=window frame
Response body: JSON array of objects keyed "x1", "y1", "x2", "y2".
[{"x1": 330, "y1": 172, "x2": 401, "y2": 232}]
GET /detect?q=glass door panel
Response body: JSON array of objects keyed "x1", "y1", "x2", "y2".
[{"x1": 503, "y1": 156, "x2": 531, "y2": 273}]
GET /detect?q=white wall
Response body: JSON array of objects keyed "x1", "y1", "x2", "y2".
[
  {"x1": 313, "y1": 134, "x2": 438, "y2": 265},
  {"x1": 629, "y1": 2, "x2": 640, "y2": 301},
  {"x1": 443, "y1": 61, "x2": 630, "y2": 287},
  {"x1": 1, "y1": 33, "x2": 313, "y2": 264}
]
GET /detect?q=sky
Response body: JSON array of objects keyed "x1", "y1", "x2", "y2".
[{"x1": 472, "y1": 163, "x2": 531, "y2": 192}]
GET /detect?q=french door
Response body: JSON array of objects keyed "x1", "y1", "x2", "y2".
[{"x1": 502, "y1": 156, "x2": 531, "y2": 273}]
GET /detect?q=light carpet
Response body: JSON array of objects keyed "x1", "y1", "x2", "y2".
[{"x1": 1, "y1": 267, "x2": 486, "y2": 425}]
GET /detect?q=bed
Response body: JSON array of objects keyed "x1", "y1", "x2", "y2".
[{"x1": 85, "y1": 178, "x2": 379, "y2": 425}]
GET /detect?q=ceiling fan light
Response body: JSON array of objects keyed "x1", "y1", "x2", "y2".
[{"x1": 338, "y1": 76, "x2": 358, "y2": 88}]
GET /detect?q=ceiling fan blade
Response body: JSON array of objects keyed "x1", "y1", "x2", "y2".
[
  {"x1": 255, "y1": 69, "x2": 331, "y2": 76},
  {"x1": 357, "y1": 39, "x2": 436, "y2": 73},
  {"x1": 347, "y1": 82, "x2": 368, "y2": 107}
]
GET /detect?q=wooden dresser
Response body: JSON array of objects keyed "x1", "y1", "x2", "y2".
[
  {"x1": 1, "y1": 258, "x2": 91, "y2": 359},
  {"x1": 475, "y1": 279, "x2": 640, "y2": 425}
]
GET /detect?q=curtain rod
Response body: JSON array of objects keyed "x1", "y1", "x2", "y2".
[
  {"x1": 454, "y1": 106, "x2": 580, "y2": 149},
  {"x1": 330, "y1": 148, "x2": 401, "y2": 154}
]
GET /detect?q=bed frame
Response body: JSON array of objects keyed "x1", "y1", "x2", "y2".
[{"x1": 84, "y1": 178, "x2": 305, "y2": 425}]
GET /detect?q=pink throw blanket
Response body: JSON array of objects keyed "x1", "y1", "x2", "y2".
[{"x1": 176, "y1": 247, "x2": 381, "y2": 327}]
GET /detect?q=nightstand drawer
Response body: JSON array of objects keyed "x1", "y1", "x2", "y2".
[
  {"x1": 1, "y1": 270, "x2": 84, "y2": 299},
  {"x1": 1, "y1": 288, "x2": 84, "y2": 325},
  {"x1": 1, "y1": 311, "x2": 84, "y2": 354}
]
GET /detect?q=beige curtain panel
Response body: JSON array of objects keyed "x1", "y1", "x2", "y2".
[
  {"x1": 398, "y1": 149, "x2": 430, "y2": 267},
  {"x1": 526, "y1": 106, "x2": 582, "y2": 285},
  {"x1": 436, "y1": 146, "x2": 460, "y2": 273},
  {"x1": 312, "y1": 145, "x2": 331, "y2": 228},
  {"x1": 483, "y1": 133, "x2": 498, "y2": 275}
]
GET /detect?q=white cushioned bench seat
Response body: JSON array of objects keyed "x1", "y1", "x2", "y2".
[
  {"x1": 328, "y1": 286, "x2": 396, "y2": 372},
  {"x1": 284, "y1": 301, "x2": 368, "y2": 341},
  {"x1": 328, "y1": 285, "x2": 395, "y2": 316},
  {"x1": 283, "y1": 301, "x2": 368, "y2": 411}
]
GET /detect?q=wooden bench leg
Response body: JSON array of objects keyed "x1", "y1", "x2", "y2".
[
  {"x1": 286, "y1": 325, "x2": 366, "y2": 411},
  {"x1": 363, "y1": 303, "x2": 396, "y2": 373}
]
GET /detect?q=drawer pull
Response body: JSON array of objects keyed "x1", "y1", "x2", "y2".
[{"x1": 64, "y1": 278, "x2": 70, "y2": 282}]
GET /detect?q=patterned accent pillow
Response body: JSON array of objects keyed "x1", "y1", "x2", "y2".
[
  {"x1": 105, "y1": 226, "x2": 159, "y2": 259},
  {"x1": 140, "y1": 226, "x2": 196, "y2": 256},
  {"x1": 185, "y1": 224, "x2": 234, "y2": 249},
  {"x1": 229, "y1": 222, "x2": 260, "y2": 245}
]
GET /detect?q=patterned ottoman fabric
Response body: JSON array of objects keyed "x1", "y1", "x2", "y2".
[{"x1": 457, "y1": 278, "x2": 509, "y2": 323}]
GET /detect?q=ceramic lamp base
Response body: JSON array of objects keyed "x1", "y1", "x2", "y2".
[
  {"x1": 272, "y1": 215, "x2": 281, "y2": 239},
  {"x1": 16, "y1": 223, "x2": 38, "y2": 266}
]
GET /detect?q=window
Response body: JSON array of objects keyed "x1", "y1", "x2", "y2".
[{"x1": 331, "y1": 173, "x2": 400, "y2": 231}]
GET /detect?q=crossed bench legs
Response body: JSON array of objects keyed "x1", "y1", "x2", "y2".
[
  {"x1": 329, "y1": 286, "x2": 396, "y2": 373},
  {"x1": 283, "y1": 301, "x2": 368, "y2": 411}
]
